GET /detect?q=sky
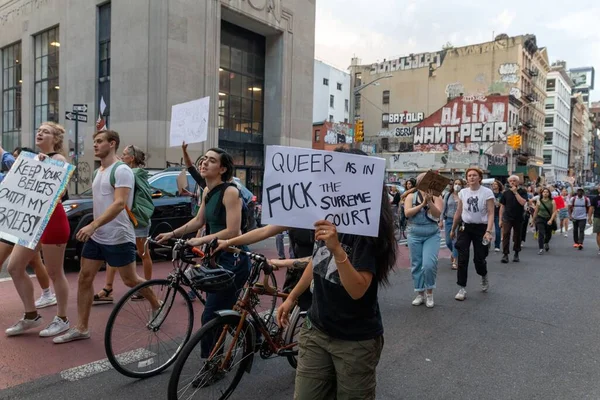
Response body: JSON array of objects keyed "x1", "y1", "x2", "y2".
[{"x1": 314, "y1": 0, "x2": 600, "y2": 102}]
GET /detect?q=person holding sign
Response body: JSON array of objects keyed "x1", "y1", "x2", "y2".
[
  {"x1": 54, "y1": 130, "x2": 162, "y2": 344},
  {"x1": 450, "y1": 167, "x2": 495, "y2": 301},
  {"x1": 156, "y1": 147, "x2": 250, "y2": 356},
  {"x1": 276, "y1": 148, "x2": 397, "y2": 400},
  {"x1": 5, "y1": 122, "x2": 72, "y2": 337},
  {"x1": 404, "y1": 173, "x2": 444, "y2": 308}
]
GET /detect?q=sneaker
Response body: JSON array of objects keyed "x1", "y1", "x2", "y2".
[
  {"x1": 573, "y1": 243, "x2": 579, "y2": 248},
  {"x1": 538, "y1": 249, "x2": 544, "y2": 255},
  {"x1": 53, "y1": 328, "x2": 90, "y2": 344},
  {"x1": 455, "y1": 288, "x2": 467, "y2": 301},
  {"x1": 39, "y1": 316, "x2": 70, "y2": 337},
  {"x1": 579, "y1": 244, "x2": 583, "y2": 250},
  {"x1": 564, "y1": 233, "x2": 568, "y2": 237},
  {"x1": 35, "y1": 293, "x2": 57, "y2": 309},
  {"x1": 481, "y1": 276, "x2": 489, "y2": 292},
  {"x1": 425, "y1": 294, "x2": 434, "y2": 308},
  {"x1": 5, "y1": 315, "x2": 43, "y2": 336},
  {"x1": 544, "y1": 243, "x2": 549, "y2": 252},
  {"x1": 494, "y1": 247, "x2": 500, "y2": 252},
  {"x1": 412, "y1": 294, "x2": 424, "y2": 306},
  {"x1": 513, "y1": 252, "x2": 520, "y2": 262},
  {"x1": 501, "y1": 254, "x2": 509, "y2": 264}
]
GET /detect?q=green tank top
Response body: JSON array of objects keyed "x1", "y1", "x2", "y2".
[
  {"x1": 538, "y1": 198, "x2": 553, "y2": 219},
  {"x1": 204, "y1": 185, "x2": 227, "y2": 234}
]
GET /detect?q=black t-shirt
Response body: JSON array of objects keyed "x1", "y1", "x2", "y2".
[
  {"x1": 590, "y1": 196, "x2": 600, "y2": 218},
  {"x1": 308, "y1": 234, "x2": 382, "y2": 341},
  {"x1": 494, "y1": 192, "x2": 502, "y2": 218},
  {"x1": 285, "y1": 228, "x2": 314, "y2": 310},
  {"x1": 499, "y1": 188, "x2": 528, "y2": 221},
  {"x1": 392, "y1": 192, "x2": 401, "y2": 206}
]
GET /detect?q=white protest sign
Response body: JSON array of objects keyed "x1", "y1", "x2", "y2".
[
  {"x1": 262, "y1": 146, "x2": 386, "y2": 237},
  {"x1": 169, "y1": 96, "x2": 210, "y2": 147},
  {"x1": 0, "y1": 152, "x2": 75, "y2": 249}
]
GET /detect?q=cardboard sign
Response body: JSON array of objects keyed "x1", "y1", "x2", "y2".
[
  {"x1": 517, "y1": 173, "x2": 524, "y2": 184},
  {"x1": 528, "y1": 167, "x2": 539, "y2": 182},
  {"x1": 415, "y1": 171, "x2": 451, "y2": 197},
  {"x1": 169, "y1": 96, "x2": 210, "y2": 147},
  {"x1": 261, "y1": 146, "x2": 386, "y2": 237},
  {"x1": 0, "y1": 152, "x2": 75, "y2": 249},
  {"x1": 554, "y1": 196, "x2": 566, "y2": 210},
  {"x1": 176, "y1": 169, "x2": 188, "y2": 195}
]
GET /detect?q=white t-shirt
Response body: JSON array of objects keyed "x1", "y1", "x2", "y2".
[
  {"x1": 91, "y1": 162, "x2": 135, "y2": 245},
  {"x1": 459, "y1": 186, "x2": 495, "y2": 224}
]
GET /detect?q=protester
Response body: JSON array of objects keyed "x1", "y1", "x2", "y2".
[
  {"x1": 277, "y1": 148, "x2": 396, "y2": 399},
  {"x1": 54, "y1": 130, "x2": 162, "y2": 344},
  {"x1": 94, "y1": 145, "x2": 153, "y2": 304},
  {"x1": 439, "y1": 179, "x2": 464, "y2": 270},
  {"x1": 559, "y1": 188, "x2": 571, "y2": 237},
  {"x1": 499, "y1": 175, "x2": 528, "y2": 263},
  {"x1": 450, "y1": 167, "x2": 494, "y2": 301},
  {"x1": 491, "y1": 180, "x2": 504, "y2": 252},
  {"x1": 405, "y1": 173, "x2": 443, "y2": 308},
  {"x1": 569, "y1": 188, "x2": 590, "y2": 250},
  {"x1": 588, "y1": 184, "x2": 600, "y2": 255},
  {"x1": 156, "y1": 147, "x2": 250, "y2": 357},
  {"x1": 5, "y1": 122, "x2": 72, "y2": 337},
  {"x1": 532, "y1": 187, "x2": 557, "y2": 255}
]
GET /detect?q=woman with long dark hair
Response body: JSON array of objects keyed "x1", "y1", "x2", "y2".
[
  {"x1": 439, "y1": 178, "x2": 465, "y2": 269},
  {"x1": 533, "y1": 187, "x2": 557, "y2": 255},
  {"x1": 277, "y1": 147, "x2": 397, "y2": 399}
]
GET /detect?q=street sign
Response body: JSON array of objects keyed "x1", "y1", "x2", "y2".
[
  {"x1": 65, "y1": 112, "x2": 88, "y2": 123},
  {"x1": 73, "y1": 104, "x2": 88, "y2": 113}
]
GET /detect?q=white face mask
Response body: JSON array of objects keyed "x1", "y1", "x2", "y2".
[{"x1": 454, "y1": 185, "x2": 462, "y2": 192}]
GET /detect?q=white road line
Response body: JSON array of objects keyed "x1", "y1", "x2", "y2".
[{"x1": 60, "y1": 348, "x2": 156, "y2": 382}]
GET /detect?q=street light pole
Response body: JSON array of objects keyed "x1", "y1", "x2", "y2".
[{"x1": 349, "y1": 74, "x2": 393, "y2": 123}]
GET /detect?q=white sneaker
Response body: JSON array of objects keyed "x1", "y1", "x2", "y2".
[
  {"x1": 35, "y1": 293, "x2": 57, "y2": 309},
  {"x1": 494, "y1": 248, "x2": 500, "y2": 252},
  {"x1": 481, "y1": 275, "x2": 489, "y2": 292},
  {"x1": 425, "y1": 294, "x2": 434, "y2": 308},
  {"x1": 39, "y1": 316, "x2": 70, "y2": 337},
  {"x1": 412, "y1": 294, "x2": 424, "y2": 306},
  {"x1": 564, "y1": 233, "x2": 568, "y2": 237},
  {"x1": 455, "y1": 288, "x2": 467, "y2": 301},
  {"x1": 6, "y1": 315, "x2": 43, "y2": 336}
]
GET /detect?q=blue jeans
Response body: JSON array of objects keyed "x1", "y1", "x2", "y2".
[
  {"x1": 494, "y1": 215, "x2": 501, "y2": 249},
  {"x1": 444, "y1": 217, "x2": 458, "y2": 260},
  {"x1": 408, "y1": 228, "x2": 440, "y2": 291}
]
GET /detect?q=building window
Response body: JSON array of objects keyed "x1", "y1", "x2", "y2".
[
  {"x1": 354, "y1": 72, "x2": 362, "y2": 87},
  {"x1": 314, "y1": 129, "x2": 320, "y2": 142},
  {"x1": 345, "y1": 99, "x2": 349, "y2": 112},
  {"x1": 34, "y1": 27, "x2": 60, "y2": 131},
  {"x1": 546, "y1": 79, "x2": 555, "y2": 92},
  {"x1": 543, "y1": 150, "x2": 552, "y2": 164},
  {"x1": 329, "y1": 115, "x2": 333, "y2": 122},
  {"x1": 382, "y1": 90, "x2": 390, "y2": 105},
  {"x1": 98, "y1": 3, "x2": 111, "y2": 125},
  {"x1": 354, "y1": 93, "x2": 361, "y2": 110},
  {"x1": 545, "y1": 116, "x2": 554, "y2": 127},
  {"x1": 545, "y1": 97, "x2": 554, "y2": 110},
  {"x1": 330, "y1": 95, "x2": 335, "y2": 108},
  {"x1": 337, "y1": 82, "x2": 342, "y2": 91},
  {"x1": 382, "y1": 113, "x2": 389, "y2": 129},
  {"x1": 545, "y1": 132, "x2": 553, "y2": 144},
  {"x1": 219, "y1": 21, "x2": 265, "y2": 136},
  {"x1": 2, "y1": 42, "x2": 22, "y2": 151},
  {"x1": 323, "y1": 78, "x2": 329, "y2": 86}
]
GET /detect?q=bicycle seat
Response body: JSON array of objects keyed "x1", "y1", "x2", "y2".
[{"x1": 188, "y1": 265, "x2": 235, "y2": 293}]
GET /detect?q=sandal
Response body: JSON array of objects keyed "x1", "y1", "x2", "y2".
[{"x1": 93, "y1": 288, "x2": 114, "y2": 305}]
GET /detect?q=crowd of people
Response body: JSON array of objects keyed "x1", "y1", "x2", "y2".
[{"x1": 4, "y1": 125, "x2": 600, "y2": 398}]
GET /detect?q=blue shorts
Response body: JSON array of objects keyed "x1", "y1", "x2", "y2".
[{"x1": 81, "y1": 239, "x2": 137, "y2": 267}]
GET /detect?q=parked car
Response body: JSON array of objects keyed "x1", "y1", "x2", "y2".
[{"x1": 62, "y1": 169, "x2": 198, "y2": 262}]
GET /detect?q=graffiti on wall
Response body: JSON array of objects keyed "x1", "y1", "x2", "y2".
[
  {"x1": 378, "y1": 127, "x2": 413, "y2": 138},
  {"x1": 76, "y1": 162, "x2": 91, "y2": 187},
  {"x1": 498, "y1": 63, "x2": 519, "y2": 84},
  {"x1": 385, "y1": 151, "x2": 482, "y2": 171},
  {"x1": 450, "y1": 37, "x2": 516, "y2": 57},
  {"x1": 413, "y1": 95, "x2": 509, "y2": 152},
  {"x1": 370, "y1": 51, "x2": 446, "y2": 75},
  {"x1": 462, "y1": 91, "x2": 487, "y2": 103},
  {"x1": 385, "y1": 112, "x2": 425, "y2": 125},
  {"x1": 509, "y1": 87, "x2": 521, "y2": 99},
  {"x1": 445, "y1": 82, "x2": 465, "y2": 99},
  {"x1": 324, "y1": 122, "x2": 353, "y2": 145}
]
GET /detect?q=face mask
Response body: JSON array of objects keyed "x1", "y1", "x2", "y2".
[{"x1": 454, "y1": 185, "x2": 462, "y2": 192}]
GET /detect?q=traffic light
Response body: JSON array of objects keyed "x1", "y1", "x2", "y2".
[
  {"x1": 355, "y1": 120, "x2": 364, "y2": 142},
  {"x1": 507, "y1": 135, "x2": 515, "y2": 148},
  {"x1": 514, "y1": 134, "x2": 522, "y2": 148},
  {"x1": 507, "y1": 134, "x2": 522, "y2": 149}
]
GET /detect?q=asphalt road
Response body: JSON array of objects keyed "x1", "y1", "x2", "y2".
[{"x1": 2, "y1": 231, "x2": 600, "y2": 399}]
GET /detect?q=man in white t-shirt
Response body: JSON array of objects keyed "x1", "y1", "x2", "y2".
[
  {"x1": 54, "y1": 130, "x2": 162, "y2": 344},
  {"x1": 450, "y1": 167, "x2": 495, "y2": 301}
]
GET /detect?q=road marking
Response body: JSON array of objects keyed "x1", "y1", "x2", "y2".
[{"x1": 60, "y1": 348, "x2": 156, "y2": 382}]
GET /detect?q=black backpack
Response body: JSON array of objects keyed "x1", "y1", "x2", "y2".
[{"x1": 204, "y1": 182, "x2": 249, "y2": 235}]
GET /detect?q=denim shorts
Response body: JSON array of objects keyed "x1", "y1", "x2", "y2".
[{"x1": 81, "y1": 239, "x2": 137, "y2": 267}]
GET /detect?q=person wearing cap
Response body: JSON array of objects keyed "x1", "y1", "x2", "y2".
[{"x1": 569, "y1": 188, "x2": 590, "y2": 250}]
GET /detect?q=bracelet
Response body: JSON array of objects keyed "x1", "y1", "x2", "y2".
[
  {"x1": 485, "y1": 230, "x2": 492, "y2": 234},
  {"x1": 334, "y1": 253, "x2": 348, "y2": 264}
]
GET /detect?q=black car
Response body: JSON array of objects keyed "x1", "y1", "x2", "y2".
[{"x1": 62, "y1": 170, "x2": 198, "y2": 262}]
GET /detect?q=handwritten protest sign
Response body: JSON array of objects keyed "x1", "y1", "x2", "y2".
[
  {"x1": 261, "y1": 146, "x2": 385, "y2": 237},
  {"x1": 0, "y1": 152, "x2": 75, "y2": 249},
  {"x1": 415, "y1": 171, "x2": 451, "y2": 197},
  {"x1": 169, "y1": 96, "x2": 210, "y2": 147}
]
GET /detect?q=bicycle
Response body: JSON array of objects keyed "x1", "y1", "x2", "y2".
[
  {"x1": 167, "y1": 246, "x2": 306, "y2": 400},
  {"x1": 104, "y1": 237, "x2": 279, "y2": 379}
]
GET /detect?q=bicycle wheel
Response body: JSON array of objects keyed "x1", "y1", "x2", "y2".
[
  {"x1": 283, "y1": 305, "x2": 306, "y2": 369},
  {"x1": 105, "y1": 279, "x2": 194, "y2": 378},
  {"x1": 168, "y1": 315, "x2": 254, "y2": 400}
]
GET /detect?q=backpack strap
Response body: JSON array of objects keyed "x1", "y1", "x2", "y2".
[{"x1": 109, "y1": 161, "x2": 125, "y2": 187}]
